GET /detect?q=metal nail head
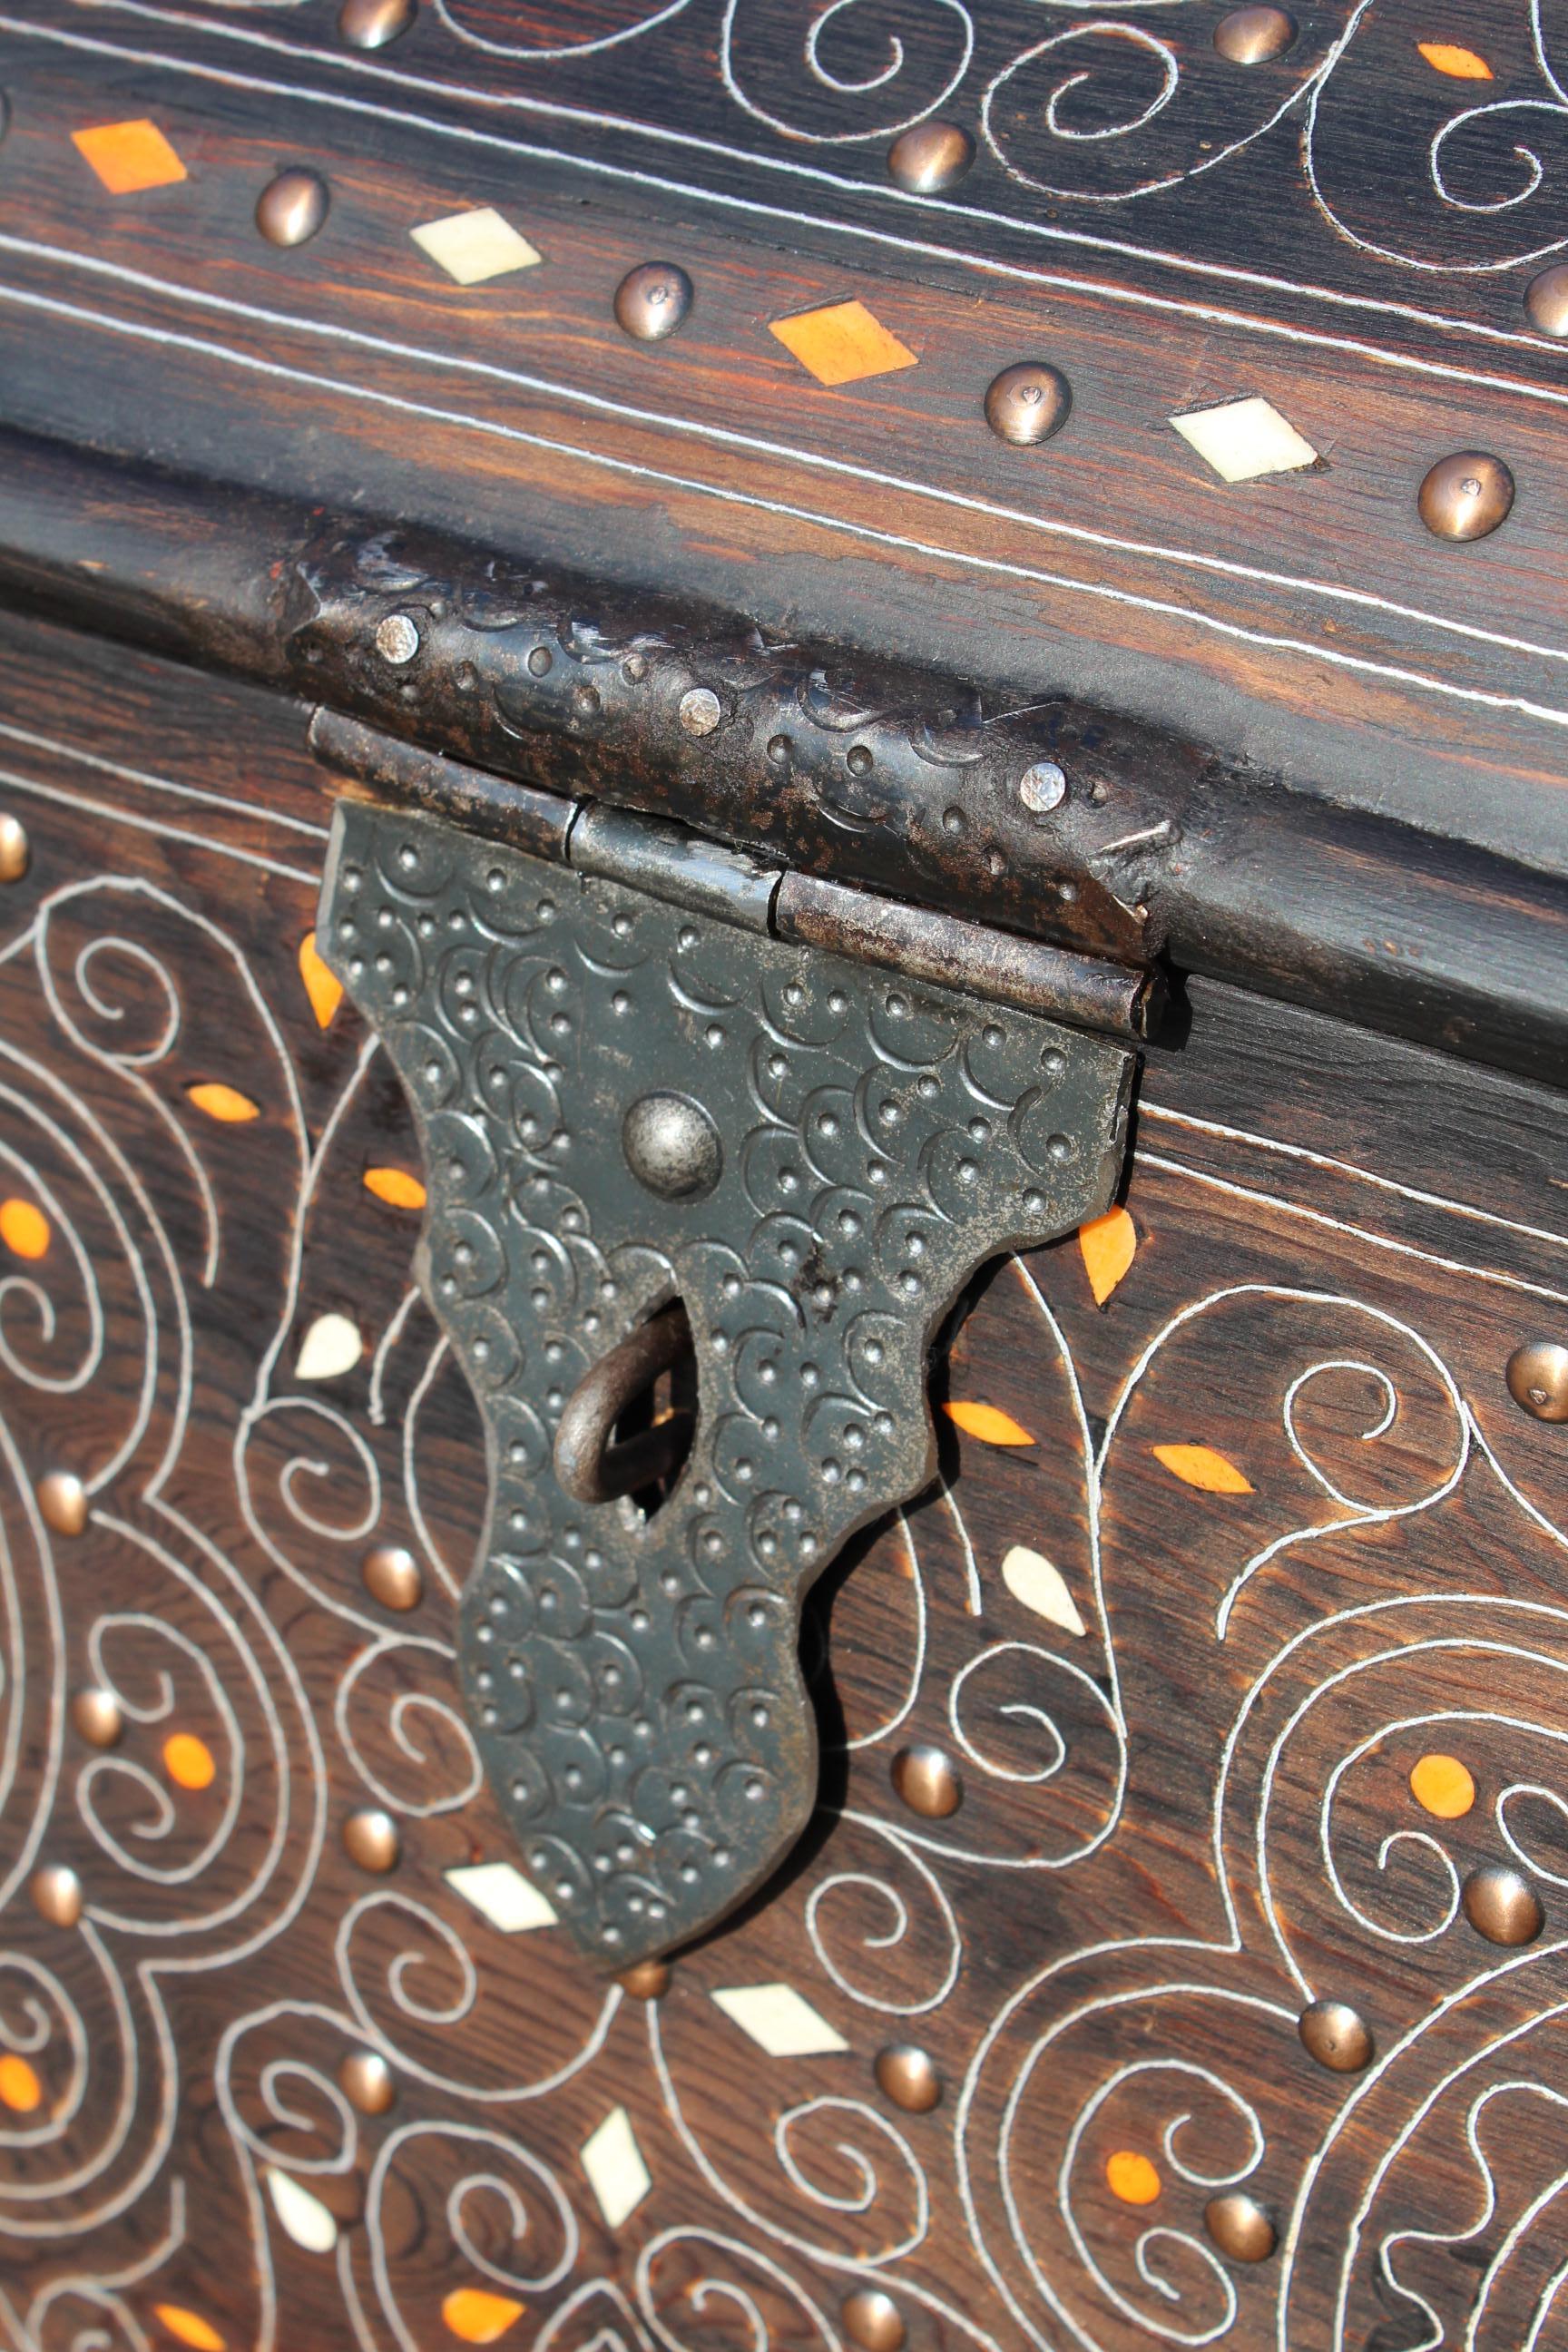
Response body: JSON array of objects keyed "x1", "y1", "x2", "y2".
[
  {"x1": 256, "y1": 169, "x2": 329, "y2": 249},
  {"x1": 1417, "y1": 451, "x2": 1514, "y2": 542},
  {"x1": 614, "y1": 262, "x2": 693, "y2": 343},
  {"x1": 338, "y1": 0, "x2": 416, "y2": 47},
  {"x1": 887, "y1": 119, "x2": 975, "y2": 194},
  {"x1": 1506, "y1": 1340, "x2": 1568, "y2": 1423},
  {"x1": 1213, "y1": 5, "x2": 1298, "y2": 62},
  {"x1": 985, "y1": 363, "x2": 1072, "y2": 446}
]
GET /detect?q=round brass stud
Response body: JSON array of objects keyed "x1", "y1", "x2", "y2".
[
  {"x1": 342, "y1": 1808, "x2": 401, "y2": 1874},
  {"x1": 38, "y1": 1472, "x2": 87, "y2": 1538},
  {"x1": 678, "y1": 686, "x2": 722, "y2": 738},
  {"x1": 622, "y1": 1092, "x2": 723, "y2": 1201},
  {"x1": 31, "y1": 1864, "x2": 83, "y2": 1929},
  {"x1": 891, "y1": 1743, "x2": 963, "y2": 1819},
  {"x1": 338, "y1": 0, "x2": 416, "y2": 47},
  {"x1": 72, "y1": 1687, "x2": 123, "y2": 1749},
  {"x1": 339, "y1": 2049, "x2": 397, "y2": 2114},
  {"x1": 1298, "y1": 1998, "x2": 1373, "y2": 2073},
  {"x1": 1019, "y1": 760, "x2": 1067, "y2": 814},
  {"x1": 1505, "y1": 1340, "x2": 1568, "y2": 1424},
  {"x1": 1204, "y1": 2190, "x2": 1277, "y2": 2263},
  {"x1": 841, "y1": 2289, "x2": 906, "y2": 2352},
  {"x1": 375, "y1": 612, "x2": 420, "y2": 666},
  {"x1": 256, "y1": 168, "x2": 329, "y2": 250},
  {"x1": 1462, "y1": 1863, "x2": 1544, "y2": 1946},
  {"x1": 613, "y1": 262, "x2": 693, "y2": 345},
  {"x1": 1213, "y1": 5, "x2": 1298, "y2": 63},
  {"x1": 1524, "y1": 263, "x2": 1568, "y2": 337},
  {"x1": 985, "y1": 363, "x2": 1072, "y2": 447},
  {"x1": 0, "y1": 815, "x2": 29, "y2": 884},
  {"x1": 361, "y1": 1544, "x2": 424, "y2": 1612},
  {"x1": 1417, "y1": 451, "x2": 1514, "y2": 543},
  {"x1": 874, "y1": 2043, "x2": 942, "y2": 2112},
  {"x1": 617, "y1": 1959, "x2": 671, "y2": 2001},
  {"x1": 887, "y1": 119, "x2": 975, "y2": 195}
]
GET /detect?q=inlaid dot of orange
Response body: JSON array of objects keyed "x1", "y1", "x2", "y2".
[
  {"x1": 1409, "y1": 1750, "x2": 1475, "y2": 1820},
  {"x1": 162, "y1": 1732, "x2": 216, "y2": 1791},
  {"x1": 0, "y1": 2053, "x2": 42, "y2": 2112},
  {"x1": 1106, "y1": 2149, "x2": 1161, "y2": 2205},
  {"x1": 0, "y1": 1199, "x2": 50, "y2": 1259}
]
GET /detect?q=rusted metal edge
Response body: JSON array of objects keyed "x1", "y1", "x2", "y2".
[{"x1": 2, "y1": 426, "x2": 1566, "y2": 1089}]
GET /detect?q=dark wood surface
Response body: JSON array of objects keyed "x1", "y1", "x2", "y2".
[
  {"x1": 0, "y1": 603, "x2": 1565, "y2": 2350},
  {"x1": 4, "y1": 4, "x2": 1568, "y2": 869}
]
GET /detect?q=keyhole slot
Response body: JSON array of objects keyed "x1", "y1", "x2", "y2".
[{"x1": 553, "y1": 1300, "x2": 696, "y2": 1512}]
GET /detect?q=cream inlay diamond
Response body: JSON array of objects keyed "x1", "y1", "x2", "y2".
[
  {"x1": 1171, "y1": 396, "x2": 1319, "y2": 485},
  {"x1": 446, "y1": 1861, "x2": 558, "y2": 1933},
  {"x1": 410, "y1": 207, "x2": 543, "y2": 286},
  {"x1": 581, "y1": 2105, "x2": 652, "y2": 2230},
  {"x1": 710, "y1": 1983, "x2": 849, "y2": 2057}
]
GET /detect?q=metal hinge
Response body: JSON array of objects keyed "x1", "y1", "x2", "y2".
[{"x1": 309, "y1": 709, "x2": 1163, "y2": 1043}]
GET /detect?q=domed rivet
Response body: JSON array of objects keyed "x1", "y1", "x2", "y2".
[
  {"x1": 343, "y1": 1808, "x2": 401, "y2": 1873},
  {"x1": 338, "y1": 0, "x2": 416, "y2": 47},
  {"x1": 985, "y1": 363, "x2": 1072, "y2": 446},
  {"x1": 375, "y1": 613, "x2": 420, "y2": 665},
  {"x1": 622, "y1": 1093, "x2": 723, "y2": 1202},
  {"x1": 256, "y1": 168, "x2": 329, "y2": 249},
  {"x1": 1525, "y1": 263, "x2": 1568, "y2": 336},
  {"x1": 339, "y1": 2049, "x2": 397, "y2": 2113},
  {"x1": 613, "y1": 262, "x2": 693, "y2": 344},
  {"x1": 1417, "y1": 451, "x2": 1514, "y2": 542},
  {"x1": 1298, "y1": 1998, "x2": 1372, "y2": 2073},
  {"x1": 891, "y1": 1743, "x2": 962, "y2": 1818},
  {"x1": 678, "y1": 686, "x2": 722, "y2": 737},
  {"x1": 1019, "y1": 760, "x2": 1067, "y2": 814},
  {"x1": 1462, "y1": 1863, "x2": 1544, "y2": 1946},
  {"x1": 1204, "y1": 2190, "x2": 1277, "y2": 2262},
  {"x1": 31, "y1": 1865, "x2": 83, "y2": 1928},
  {"x1": 1213, "y1": 4, "x2": 1298, "y2": 62},
  {"x1": 0, "y1": 816, "x2": 29, "y2": 883},
  {"x1": 72, "y1": 1687, "x2": 123, "y2": 1749},
  {"x1": 841, "y1": 2289, "x2": 906, "y2": 2352},
  {"x1": 361, "y1": 1544, "x2": 424, "y2": 1612},
  {"x1": 617, "y1": 1959, "x2": 671, "y2": 2001},
  {"x1": 874, "y1": 2043, "x2": 942, "y2": 2112},
  {"x1": 38, "y1": 1472, "x2": 87, "y2": 1537},
  {"x1": 1505, "y1": 1341, "x2": 1568, "y2": 1423},
  {"x1": 887, "y1": 119, "x2": 975, "y2": 194}
]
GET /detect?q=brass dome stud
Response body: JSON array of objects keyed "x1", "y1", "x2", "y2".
[
  {"x1": 841, "y1": 2289, "x2": 906, "y2": 2352},
  {"x1": 30, "y1": 1865, "x2": 83, "y2": 1929},
  {"x1": 1204, "y1": 2190, "x2": 1278, "y2": 2262},
  {"x1": 1505, "y1": 1341, "x2": 1568, "y2": 1423},
  {"x1": 1213, "y1": 5, "x2": 1298, "y2": 63},
  {"x1": 339, "y1": 2049, "x2": 397, "y2": 2114},
  {"x1": 338, "y1": 0, "x2": 416, "y2": 47},
  {"x1": 342, "y1": 1808, "x2": 401, "y2": 1874},
  {"x1": 985, "y1": 363, "x2": 1072, "y2": 447},
  {"x1": 361, "y1": 1544, "x2": 424, "y2": 1612},
  {"x1": 256, "y1": 169, "x2": 329, "y2": 250},
  {"x1": 887, "y1": 120, "x2": 975, "y2": 194},
  {"x1": 0, "y1": 816, "x2": 29, "y2": 883},
  {"x1": 1298, "y1": 1998, "x2": 1373, "y2": 2073},
  {"x1": 617, "y1": 1959, "x2": 671, "y2": 2001},
  {"x1": 874, "y1": 2043, "x2": 943, "y2": 2112},
  {"x1": 72, "y1": 1687, "x2": 124, "y2": 1749},
  {"x1": 613, "y1": 263, "x2": 693, "y2": 344},
  {"x1": 1524, "y1": 264, "x2": 1568, "y2": 336},
  {"x1": 1416, "y1": 451, "x2": 1514, "y2": 542},
  {"x1": 1461, "y1": 1863, "x2": 1544, "y2": 1946},
  {"x1": 891, "y1": 1743, "x2": 963, "y2": 1818},
  {"x1": 37, "y1": 1472, "x2": 87, "y2": 1537}
]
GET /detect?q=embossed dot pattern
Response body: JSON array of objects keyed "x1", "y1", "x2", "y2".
[{"x1": 321, "y1": 801, "x2": 1128, "y2": 1964}]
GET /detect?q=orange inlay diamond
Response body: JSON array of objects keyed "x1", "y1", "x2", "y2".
[
  {"x1": 299, "y1": 931, "x2": 344, "y2": 1030},
  {"x1": 0, "y1": 2053, "x2": 42, "y2": 2112},
  {"x1": 1416, "y1": 40, "x2": 1493, "y2": 77},
  {"x1": 0, "y1": 1200, "x2": 50, "y2": 1260},
  {"x1": 187, "y1": 1083, "x2": 260, "y2": 1124},
  {"x1": 73, "y1": 119, "x2": 187, "y2": 195},
  {"x1": 1079, "y1": 1206, "x2": 1136, "y2": 1306},
  {"x1": 154, "y1": 2308, "x2": 226, "y2": 2352},
  {"x1": 363, "y1": 1167, "x2": 428, "y2": 1211},
  {"x1": 942, "y1": 1399, "x2": 1035, "y2": 1447},
  {"x1": 769, "y1": 299, "x2": 917, "y2": 387},
  {"x1": 1106, "y1": 2149, "x2": 1161, "y2": 2205},
  {"x1": 442, "y1": 2289, "x2": 525, "y2": 2345},
  {"x1": 1410, "y1": 1751, "x2": 1476, "y2": 1819},
  {"x1": 162, "y1": 1732, "x2": 216, "y2": 1792},
  {"x1": 1152, "y1": 1443, "x2": 1254, "y2": 1494}
]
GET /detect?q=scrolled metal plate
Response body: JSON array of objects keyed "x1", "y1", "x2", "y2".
[{"x1": 320, "y1": 800, "x2": 1132, "y2": 1964}]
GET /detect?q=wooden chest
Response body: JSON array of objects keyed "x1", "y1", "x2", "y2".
[{"x1": 0, "y1": 6, "x2": 1564, "y2": 2348}]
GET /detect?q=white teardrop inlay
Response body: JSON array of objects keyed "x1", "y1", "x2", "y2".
[
  {"x1": 265, "y1": 2166, "x2": 338, "y2": 2254},
  {"x1": 1002, "y1": 1545, "x2": 1087, "y2": 1639},
  {"x1": 295, "y1": 1313, "x2": 363, "y2": 1382}
]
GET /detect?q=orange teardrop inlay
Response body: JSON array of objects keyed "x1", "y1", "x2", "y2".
[
  {"x1": 299, "y1": 931, "x2": 345, "y2": 1030},
  {"x1": 442, "y1": 2289, "x2": 526, "y2": 2345},
  {"x1": 154, "y1": 2308, "x2": 226, "y2": 2352},
  {"x1": 1152, "y1": 1443, "x2": 1254, "y2": 1494},
  {"x1": 0, "y1": 1200, "x2": 51, "y2": 1260},
  {"x1": 1416, "y1": 39, "x2": 1494, "y2": 76},
  {"x1": 162, "y1": 1733, "x2": 216, "y2": 1791},
  {"x1": 1106, "y1": 2150, "x2": 1161, "y2": 2205},
  {"x1": 1079, "y1": 1207, "x2": 1136, "y2": 1306},
  {"x1": 942, "y1": 1400, "x2": 1036, "y2": 1447},
  {"x1": 1409, "y1": 1751, "x2": 1476, "y2": 1819},
  {"x1": 187, "y1": 1083, "x2": 260, "y2": 1124},
  {"x1": 363, "y1": 1168, "x2": 428, "y2": 1211},
  {"x1": 0, "y1": 2054, "x2": 42, "y2": 2112}
]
